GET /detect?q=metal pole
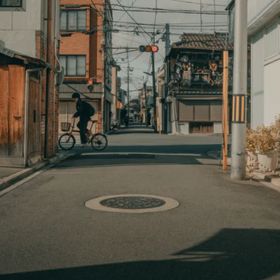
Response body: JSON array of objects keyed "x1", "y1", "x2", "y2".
[
  {"x1": 151, "y1": 51, "x2": 157, "y2": 132},
  {"x1": 127, "y1": 48, "x2": 130, "y2": 127},
  {"x1": 44, "y1": 0, "x2": 52, "y2": 159},
  {"x1": 231, "y1": 0, "x2": 248, "y2": 180},
  {"x1": 164, "y1": 23, "x2": 170, "y2": 133},
  {"x1": 144, "y1": 82, "x2": 148, "y2": 127},
  {"x1": 103, "y1": 0, "x2": 108, "y2": 133}
]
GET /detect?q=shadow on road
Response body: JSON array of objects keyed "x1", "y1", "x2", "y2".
[
  {"x1": 54, "y1": 144, "x2": 221, "y2": 169},
  {"x1": 2, "y1": 228, "x2": 280, "y2": 280},
  {"x1": 105, "y1": 144, "x2": 221, "y2": 154}
]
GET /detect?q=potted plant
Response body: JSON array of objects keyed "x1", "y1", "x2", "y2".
[
  {"x1": 246, "y1": 128, "x2": 259, "y2": 173},
  {"x1": 255, "y1": 126, "x2": 278, "y2": 173}
]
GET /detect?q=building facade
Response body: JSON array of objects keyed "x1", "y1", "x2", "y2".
[
  {"x1": 138, "y1": 85, "x2": 153, "y2": 126},
  {"x1": 164, "y1": 33, "x2": 232, "y2": 135},
  {"x1": 0, "y1": 0, "x2": 60, "y2": 167},
  {"x1": 58, "y1": 0, "x2": 113, "y2": 134},
  {"x1": 247, "y1": 0, "x2": 280, "y2": 128}
]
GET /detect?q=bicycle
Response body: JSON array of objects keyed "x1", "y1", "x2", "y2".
[{"x1": 58, "y1": 118, "x2": 108, "y2": 151}]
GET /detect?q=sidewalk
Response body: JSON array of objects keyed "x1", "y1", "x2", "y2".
[
  {"x1": 207, "y1": 149, "x2": 280, "y2": 192},
  {"x1": 0, "y1": 151, "x2": 75, "y2": 193}
]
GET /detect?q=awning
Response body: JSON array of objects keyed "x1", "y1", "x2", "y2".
[{"x1": 0, "y1": 45, "x2": 47, "y2": 68}]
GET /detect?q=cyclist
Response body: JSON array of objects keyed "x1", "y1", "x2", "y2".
[{"x1": 72, "y1": 92, "x2": 95, "y2": 145}]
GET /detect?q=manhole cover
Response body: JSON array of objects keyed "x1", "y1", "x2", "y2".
[
  {"x1": 85, "y1": 194, "x2": 179, "y2": 213},
  {"x1": 100, "y1": 196, "x2": 165, "y2": 209}
]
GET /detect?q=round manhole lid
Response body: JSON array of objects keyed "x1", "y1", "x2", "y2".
[{"x1": 85, "y1": 194, "x2": 179, "y2": 213}]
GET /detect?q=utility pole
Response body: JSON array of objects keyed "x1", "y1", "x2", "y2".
[
  {"x1": 151, "y1": 51, "x2": 157, "y2": 132},
  {"x1": 231, "y1": 0, "x2": 248, "y2": 180},
  {"x1": 164, "y1": 23, "x2": 170, "y2": 133},
  {"x1": 127, "y1": 48, "x2": 130, "y2": 127},
  {"x1": 144, "y1": 81, "x2": 148, "y2": 127},
  {"x1": 222, "y1": 50, "x2": 229, "y2": 171},
  {"x1": 103, "y1": 0, "x2": 109, "y2": 133},
  {"x1": 44, "y1": 0, "x2": 53, "y2": 159}
]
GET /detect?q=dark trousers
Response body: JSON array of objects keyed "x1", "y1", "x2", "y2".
[{"x1": 77, "y1": 117, "x2": 89, "y2": 144}]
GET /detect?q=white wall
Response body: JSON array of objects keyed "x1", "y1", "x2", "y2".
[
  {"x1": 248, "y1": 0, "x2": 276, "y2": 24},
  {"x1": 264, "y1": 59, "x2": 280, "y2": 125},
  {"x1": 251, "y1": 32, "x2": 265, "y2": 128},
  {"x1": 0, "y1": 0, "x2": 43, "y2": 57},
  {"x1": 250, "y1": 15, "x2": 280, "y2": 128}
]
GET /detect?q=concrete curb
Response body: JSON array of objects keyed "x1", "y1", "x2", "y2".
[
  {"x1": 0, "y1": 151, "x2": 76, "y2": 193},
  {"x1": 208, "y1": 150, "x2": 280, "y2": 192},
  {"x1": 249, "y1": 171, "x2": 280, "y2": 192}
]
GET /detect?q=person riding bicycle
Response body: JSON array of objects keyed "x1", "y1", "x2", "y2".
[{"x1": 72, "y1": 92, "x2": 95, "y2": 145}]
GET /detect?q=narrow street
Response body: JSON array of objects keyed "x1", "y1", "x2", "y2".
[{"x1": 1, "y1": 128, "x2": 280, "y2": 280}]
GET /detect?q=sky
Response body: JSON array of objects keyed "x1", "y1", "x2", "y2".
[{"x1": 111, "y1": 0, "x2": 230, "y2": 98}]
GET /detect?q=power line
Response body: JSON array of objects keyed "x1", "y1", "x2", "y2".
[
  {"x1": 170, "y1": 0, "x2": 226, "y2": 7},
  {"x1": 107, "y1": 4, "x2": 227, "y2": 15},
  {"x1": 114, "y1": 0, "x2": 152, "y2": 42}
]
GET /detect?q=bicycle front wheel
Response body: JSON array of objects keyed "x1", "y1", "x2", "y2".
[
  {"x1": 58, "y1": 133, "x2": 76, "y2": 151},
  {"x1": 91, "y1": 133, "x2": 108, "y2": 151}
]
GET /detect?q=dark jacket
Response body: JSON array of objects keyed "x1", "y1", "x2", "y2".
[{"x1": 74, "y1": 99, "x2": 95, "y2": 120}]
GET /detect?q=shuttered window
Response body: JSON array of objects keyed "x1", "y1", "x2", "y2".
[
  {"x1": 178, "y1": 101, "x2": 194, "y2": 121},
  {"x1": 210, "y1": 102, "x2": 222, "y2": 121},
  {"x1": 178, "y1": 100, "x2": 222, "y2": 122}
]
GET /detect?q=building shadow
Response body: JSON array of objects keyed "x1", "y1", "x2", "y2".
[
  {"x1": 78, "y1": 144, "x2": 222, "y2": 155},
  {"x1": 54, "y1": 143, "x2": 221, "y2": 169},
  {"x1": 55, "y1": 154, "x2": 205, "y2": 168},
  {"x1": 2, "y1": 228, "x2": 280, "y2": 280},
  {"x1": 110, "y1": 129, "x2": 155, "y2": 135}
]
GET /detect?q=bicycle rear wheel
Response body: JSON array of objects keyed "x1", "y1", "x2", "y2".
[
  {"x1": 91, "y1": 133, "x2": 108, "y2": 151},
  {"x1": 58, "y1": 133, "x2": 76, "y2": 150}
]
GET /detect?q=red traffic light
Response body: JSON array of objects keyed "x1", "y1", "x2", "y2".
[
  {"x1": 151, "y1": 45, "x2": 159, "y2": 53},
  {"x1": 139, "y1": 45, "x2": 159, "y2": 53}
]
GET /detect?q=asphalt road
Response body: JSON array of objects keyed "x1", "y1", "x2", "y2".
[{"x1": 1, "y1": 128, "x2": 280, "y2": 280}]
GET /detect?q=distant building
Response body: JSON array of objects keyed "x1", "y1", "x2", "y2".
[
  {"x1": 111, "y1": 64, "x2": 121, "y2": 126},
  {"x1": 164, "y1": 33, "x2": 233, "y2": 135},
  {"x1": 157, "y1": 65, "x2": 165, "y2": 133},
  {"x1": 58, "y1": 0, "x2": 113, "y2": 133},
  {"x1": 0, "y1": 0, "x2": 60, "y2": 167},
  {"x1": 138, "y1": 85, "x2": 153, "y2": 125}
]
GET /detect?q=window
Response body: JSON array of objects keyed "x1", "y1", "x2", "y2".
[
  {"x1": 0, "y1": 0, "x2": 21, "y2": 7},
  {"x1": 0, "y1": 0, "x2": 25, "y2": 10},
  {"x1": 60, "y1": 55, "x2": 86, "y2": 77},
  {"x1": 60, "y1": 10, "x2": 87, "y2": 31}
]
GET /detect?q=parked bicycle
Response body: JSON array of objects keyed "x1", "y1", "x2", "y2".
[{"x1": 58, "y1": 118, "x2": 108, "y2": 151}]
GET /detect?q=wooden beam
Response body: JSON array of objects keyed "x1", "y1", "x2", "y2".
[{"x1": 222, "y1": 50, "x2": 229, "y2": 171}]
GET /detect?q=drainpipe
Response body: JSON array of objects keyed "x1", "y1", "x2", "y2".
[{"x1": 24, "y1": 68, "x2": 41, "y2": 167}]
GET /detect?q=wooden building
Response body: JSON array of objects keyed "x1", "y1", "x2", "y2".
[
  {"x1": 164, "y1": 33, "x2": 233, "y2": 134},
  {"x1": 0, "y1": 47, "x2": 46, "y2": 167}
]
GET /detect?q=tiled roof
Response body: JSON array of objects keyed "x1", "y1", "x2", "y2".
[{"x1": 172, "y1": 32, "x2": 233, "y2": 51}]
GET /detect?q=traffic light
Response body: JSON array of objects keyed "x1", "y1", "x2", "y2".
[{"x1": 139, "y1": 45, "x2": 159, "y2": 53}]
